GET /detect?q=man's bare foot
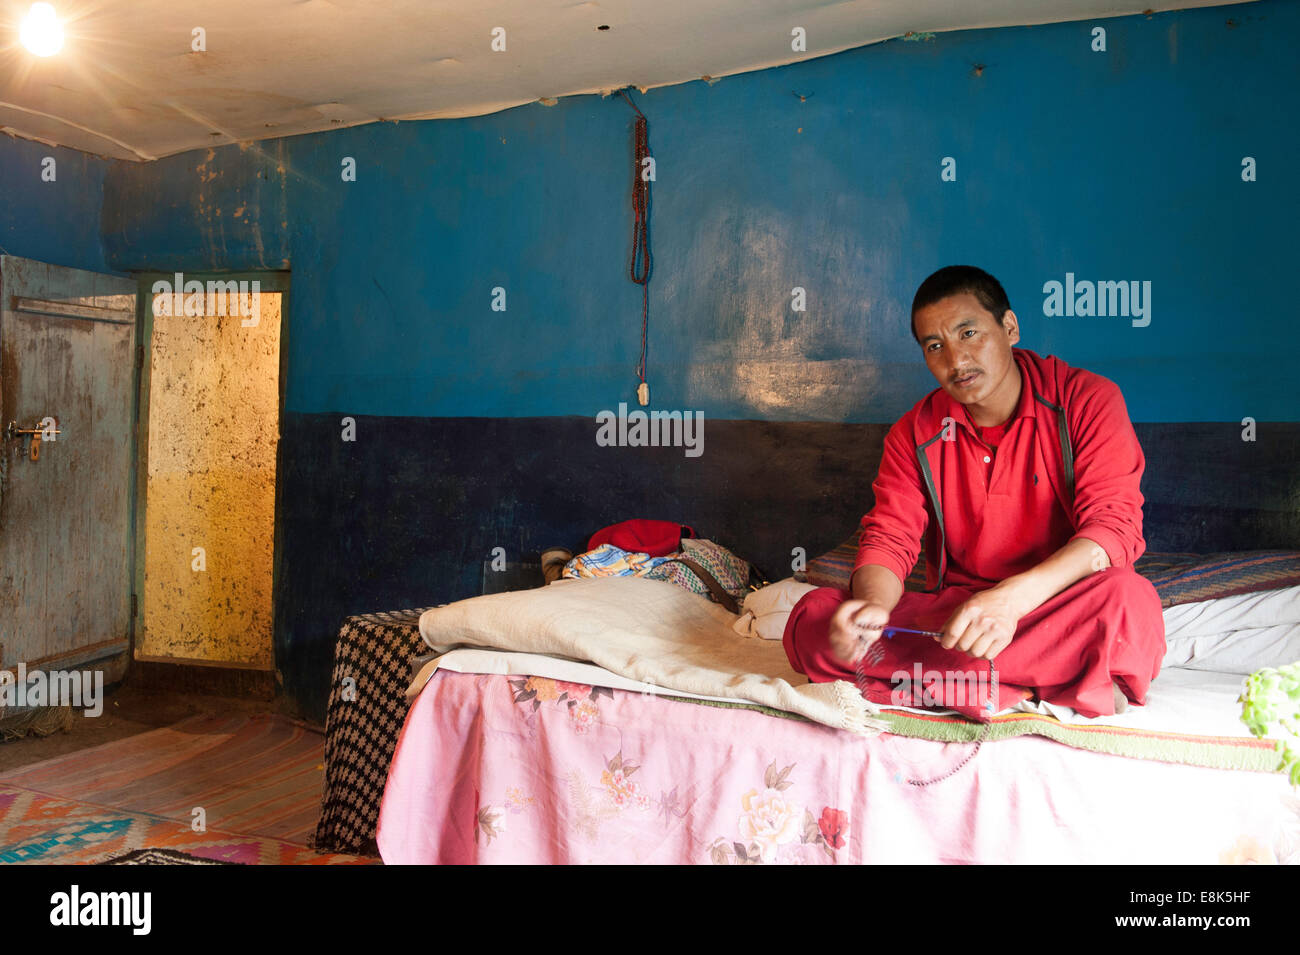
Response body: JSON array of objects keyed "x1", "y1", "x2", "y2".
[{"x1": 1112, "y1": 681, "x2": 1129, "y2": 714}]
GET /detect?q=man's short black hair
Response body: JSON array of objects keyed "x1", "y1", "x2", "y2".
[{"x1": 910, "y1": 265, "x2": 1012, "y2": 343}]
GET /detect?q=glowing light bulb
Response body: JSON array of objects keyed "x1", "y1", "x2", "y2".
[{"x1": 20, "y1": 3, "x2": 64, "y2": 57}]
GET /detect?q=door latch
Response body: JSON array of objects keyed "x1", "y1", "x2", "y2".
[{"x1": 5, "y1": 420, "x2": 61, "y2": 461}]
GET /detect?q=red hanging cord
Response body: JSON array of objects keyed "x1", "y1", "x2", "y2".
[{"x1": 620, "y1": 89, "x2": 651, "y2": 400}]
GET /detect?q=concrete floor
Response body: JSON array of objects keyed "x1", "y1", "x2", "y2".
[{"x1": 0, "y1": 680, "x2": 309, "y2": 774}]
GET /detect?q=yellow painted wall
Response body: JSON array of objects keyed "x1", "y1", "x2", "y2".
[{"x1": 140, "y1": 291, "x2": 280, "y2": 667}]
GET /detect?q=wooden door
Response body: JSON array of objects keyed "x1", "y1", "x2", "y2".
[{"x1": 0, "y1": 256, "x2": 137, "y2": 673}]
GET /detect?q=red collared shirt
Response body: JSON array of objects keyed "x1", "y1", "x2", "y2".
[{"x1": 853, "y1": 348, "x2": 1148, "y2": 590}]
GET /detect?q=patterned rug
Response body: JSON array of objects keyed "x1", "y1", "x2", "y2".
[
  {"x1": 0, "y1": 784, "x2": 374, "y2": 864},
  {"x1": 0, "y1": 712, "x2": 376, "y2": 864},
  {"x1": 100, "y1": 847, "x2": 243, "y2": 865}
]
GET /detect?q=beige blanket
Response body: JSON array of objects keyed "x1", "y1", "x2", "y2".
[{"x1": 412, "y1": 575, "x2": 885, "y2": 736}]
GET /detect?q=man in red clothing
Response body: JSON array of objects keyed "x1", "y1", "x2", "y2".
[{"x1": 782, "y1": 265, "x2": 1166, "y2": 719}]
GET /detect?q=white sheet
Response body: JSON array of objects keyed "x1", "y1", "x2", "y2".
[
  {"x1": 1161, "y1": 584, "x2": 1300, "y2": 673},
  {"x1": 1002, "y1": 667, "x2": 1256, "y2": 735}
]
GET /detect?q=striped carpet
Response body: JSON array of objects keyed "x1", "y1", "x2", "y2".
[
  {"x1": 874, "y1": 708, "x2": 1285, "y2": 771},
  {"x1": 662, "y1": 695, "x2": 1283, "y2": 771},
  {"x1": 0, "y1": 712, "x2": 375, "y2": 864}
]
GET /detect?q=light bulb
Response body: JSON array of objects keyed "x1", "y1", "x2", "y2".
[{"x1": 20, "y1": 3, "x2": 64, "y2": 57}]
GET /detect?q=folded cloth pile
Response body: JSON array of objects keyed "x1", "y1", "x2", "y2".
[
  {"x1": 562, "y1": 543, "x2": 675, "y2": 579},
  {"x1": 562, "y1": 538, "x2": 755, "y2": 613}
]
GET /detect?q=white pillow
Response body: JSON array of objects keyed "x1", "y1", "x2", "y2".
[{"x1": 732, "y1": 578, "x2": 817, "y2": 641}]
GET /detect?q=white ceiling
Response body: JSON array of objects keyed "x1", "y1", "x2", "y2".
[{"x1": 0, "y1": 0, "x2": 1254, "y2": 162}]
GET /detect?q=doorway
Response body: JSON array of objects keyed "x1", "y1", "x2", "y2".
[{"x1": 135, "y1": 273, "x2": 287, "y2": 674}]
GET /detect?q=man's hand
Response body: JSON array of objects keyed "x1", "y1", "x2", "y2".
[
  {"x1": 939, "y1": 583, "x2": 1025, "y2": 660},
  {"x1": 828, "y1": 599, "x2": 892, "y2": 666},
  {"x1": 936, "y1": 537, "x2": 1111, "y2": 660}
]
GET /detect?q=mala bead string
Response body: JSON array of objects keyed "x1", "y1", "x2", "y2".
[{"x1": 855, "y1": 650, "x2": 997, "y2": 787}]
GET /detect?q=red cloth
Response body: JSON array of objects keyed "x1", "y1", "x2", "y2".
[
  {"x1": 783, "y1": 569, "x2": 1166, "y2": 719},
  {"x1": 855, "y1": 347, "x2": 1148, "y2": 591},
  {"x1": 789, "y1": 347, "x2": 1166, "y2": 719},
  {"x1": 587, "y1": 520, "x2": 695, "y2": 557}
]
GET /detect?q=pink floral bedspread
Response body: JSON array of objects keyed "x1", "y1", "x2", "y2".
[{"x1": 377, "y1": 672, "x2": 1299, "y2": 864}]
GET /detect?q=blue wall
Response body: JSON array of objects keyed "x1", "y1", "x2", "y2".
[
  {"x1": 90, "y1": 1, "x2": 1300, "y2": 722},
  {"x1": 103, "y1": 1, "x2": 1299, "y2": 424},
  {"x1": 0, "y1": 134, "x2": 111, "y2": 273}
]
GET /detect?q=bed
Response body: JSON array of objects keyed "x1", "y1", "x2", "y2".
[{"x1": 327, "y1": 548, "x2": 1300, "y2": 864}]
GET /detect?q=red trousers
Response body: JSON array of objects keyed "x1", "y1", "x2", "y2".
[{"x1": 782, "y1": 567, "x2": 1167, "y2": 720}]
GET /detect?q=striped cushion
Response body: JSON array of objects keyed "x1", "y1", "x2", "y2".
[
  {"x1": 802, "y1": 533, "x2": 858, "y2": 590},
  {"x1": 1136, "y1": 550, "x2": 1300, "y2": 608},
  {"x1": 805, "y1": 529, "x2": 930, "y2": 590},
  {"x1": 805, "y1": 531, "x2": 1300, "y2": 608}
]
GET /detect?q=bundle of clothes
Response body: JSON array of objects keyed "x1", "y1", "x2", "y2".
[{"x1": 540, "y1": 519, "x2": 816, "y2": 641}]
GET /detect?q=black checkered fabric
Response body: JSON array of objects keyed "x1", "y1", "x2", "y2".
[{"x1": 311, "y1": 607, "x2": 434, "y2": 856}]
